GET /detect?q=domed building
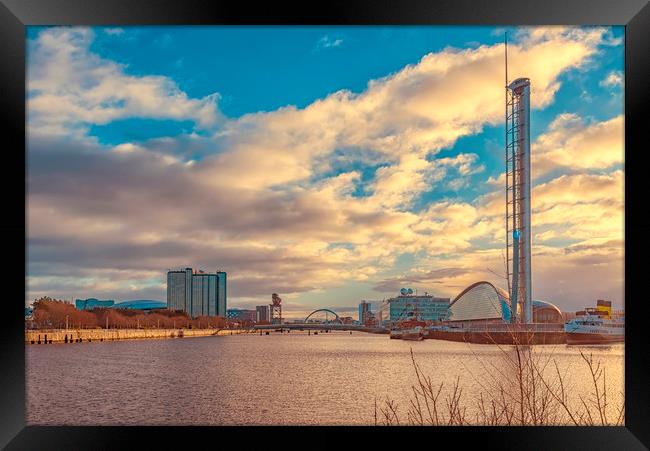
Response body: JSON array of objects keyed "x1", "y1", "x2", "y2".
[
  {"x1": 110, "y1": 300, "x2": 167, "y2": 311},
  {"x1": 446, "y1": 281, "x2": 564, "y2": 326},
  {"x1": 447, "y1": 281, "x2": 514, "y2": 325},
  {"x1": 532, "y1": 300, "x2": 563, "y2": 323}
]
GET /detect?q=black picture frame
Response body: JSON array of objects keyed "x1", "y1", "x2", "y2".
[{"x1": 1, "y1": 0, "x2": 648, "y2": 449}]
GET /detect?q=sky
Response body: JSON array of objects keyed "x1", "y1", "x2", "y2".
[{"x1": 26, "y1": 26, "x2": 624, "y2": 318}]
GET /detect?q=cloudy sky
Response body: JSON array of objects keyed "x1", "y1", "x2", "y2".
[{"x1": 26, "y1": 26, "x2": 624, "y2": 318}]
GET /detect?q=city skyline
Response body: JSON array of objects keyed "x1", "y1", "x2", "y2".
[{"x1": 26, "y1": 26, "x2": 624, "y2": 319}]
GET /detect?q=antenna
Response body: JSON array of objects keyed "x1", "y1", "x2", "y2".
[{"x1": 505, "y1": 31, "x2": 508, "y2": 88}]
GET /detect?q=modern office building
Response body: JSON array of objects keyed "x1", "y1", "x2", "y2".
[
  {"x1": 256, "y1": 305, "x2": 271, "y2": 323},
  {"x1": 358, "y1": 301, "x2": 372, "y2": 324},
  {"x1": 379, "y1": 289, "x2": 450, "y2": 324},
  {"x1": 227, "y1": 309, "x2": 257, "y2": 322},
  {"x1": 166, "y1": 268, "x2": 227, "y2": 318}
]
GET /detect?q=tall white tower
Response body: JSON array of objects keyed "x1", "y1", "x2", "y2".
[{"x1": 506, "y1": 77, "x2": 532, "y2": 324}]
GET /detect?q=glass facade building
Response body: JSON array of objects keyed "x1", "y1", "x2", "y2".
[
  {"x1": 380, "y1": 293, "x2": 450, "y2": 324},
  {"x1": 447, "y1": 281, "x2": 513, "y2": 323},
  {"x1": 358, "y1": 301, "x2": 371, "y2": 323},
  {"x1": 217, "y1": 272, "x2": 227, "y2": 317},
  {"x1": 166, "y1": 268, "x2": 226, "y2": 318},
  {"x1": 227, "y1": 309, "x2": 257, "y2": 322},
  {"x1": 167, "y1": 270, "x2": 187, "y2": 312}
]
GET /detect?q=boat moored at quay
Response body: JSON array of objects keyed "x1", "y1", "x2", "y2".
[{"x1": 564, "y1": 315, "x2": 624, "y2": 345}]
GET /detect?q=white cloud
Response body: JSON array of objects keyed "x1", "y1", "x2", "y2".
[
  {"x1": 26, "y1": 27, "x2": 623, "y2": 312},
  {"x1": 600, "y1": 70, "x2": 623, "y2": 88},
  {"x1": 27, "y1": 28, "x2": 221, "y2": 137},
  {"x1": 103, "y1": 28, "x2": 125, "y2": 36},
  {"x1": 532, "y1": 114, "x2": 623, "y2": 178},
  {"x1": 316, "y1": 35, "x2": 343, "y2": 49}
]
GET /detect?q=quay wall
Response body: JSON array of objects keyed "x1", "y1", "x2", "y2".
[
  {"x1": 425, "y1": 330, "x2": 566, "y2": 345},
  {"x1": 26, "y1": 328, "x2": 253, "y2": 344}
]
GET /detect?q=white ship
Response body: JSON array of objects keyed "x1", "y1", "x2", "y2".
[{"x1": 564, "y1": 300, "x2": 624, "y2": 345}]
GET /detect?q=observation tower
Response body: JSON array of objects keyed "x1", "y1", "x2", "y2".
[{"x1": 505, "y1": 39, "x2": 533, "y2": 324}]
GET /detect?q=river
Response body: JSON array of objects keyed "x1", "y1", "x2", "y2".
[{"x1": 26, "y1": 332, "x2": 624, "y2": 425}]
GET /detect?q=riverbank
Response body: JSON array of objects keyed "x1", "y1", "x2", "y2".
[{"x1": 25, "y1": 328, "x2": 254, "y2": 344}]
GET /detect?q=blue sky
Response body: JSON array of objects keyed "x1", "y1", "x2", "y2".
[{"x1": 26, "y1": 26, "x2": 624, "y2": 316}]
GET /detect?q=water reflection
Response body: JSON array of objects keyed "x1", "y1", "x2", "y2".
[{"x1": 26, "y1": 332, "x2": 624, "y2": 425}]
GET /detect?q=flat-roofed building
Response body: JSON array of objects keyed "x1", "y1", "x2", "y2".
[
  {"x1": 256, "y1": 305, "x2": 271, "y2": 323},
  {"x1": 381, "y1": 290, "x2": 450, "y2": 325},
  {"x1": 166, "y1": 268, "x2": 226, "y2": 318},
  {"x1": 227, "y1": 308, "x2": 257, "y2": 323}
]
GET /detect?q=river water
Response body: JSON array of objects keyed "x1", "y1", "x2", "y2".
[{"x1": 26, "y1": 332, "x2": 624, "y2": 425}]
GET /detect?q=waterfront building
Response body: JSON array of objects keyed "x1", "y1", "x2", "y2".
[
  {"x1": 532, "y1": 300, "x2": 563, "y2": 323},
  {"x1": 217, "y1": 271, "x2": 227, "y2": 317},
  {"x1": 358, "y1": 301, "x2": 372, "y2": 323},
  {"x1": 166, "y1": 268, "x2": 227, "y2": 318},
  {"x1": 446, "y1": 281, "x2": 563, "y2": 325},
  {"x1": 227, "y1": 309, "x2": 257, "y2": 323},
  {"x1": 75, "y1": 298, "x2": 115, "y2": 310},
  {"x1": 447, "y1": 281, "x2": 513, "y2": 325},
  {"x1": 256, "y1": 305, "x2": 271, "y2": 323},
  {"x1": 110, "y1": 300, "x2": 167, "y2": 311},
  {"x1": 381, "y1": 290, "x2": 450, "y2": 325}
]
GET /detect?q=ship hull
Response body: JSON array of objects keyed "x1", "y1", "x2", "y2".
[{"x1": 565, "y1": 332, "x2": 624, "y2": 345}]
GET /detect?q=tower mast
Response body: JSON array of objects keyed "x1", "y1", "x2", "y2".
[{"x1": 505, "y1": 34, "x2": 533, "y2": 324}]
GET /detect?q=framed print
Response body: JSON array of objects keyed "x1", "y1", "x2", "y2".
[{"x1": 1, "y1": 0, "x2": 649, "y2": 448}]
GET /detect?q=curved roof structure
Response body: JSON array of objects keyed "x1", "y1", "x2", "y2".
[
  {"x1": 532, "y1": 299, "x2": 561, "y2": 313},
  {"x1": 111, "y1": 300, "x2": 167, "y2": 310},
  {"x1": 532, "y1": 299, "x2": 563, "y2": 323},
  {"x1": 448, "y1": 281, "x2": 513, "y2": 322}
]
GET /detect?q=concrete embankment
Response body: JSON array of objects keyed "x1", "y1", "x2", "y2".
[{"x1": 26, "y1": 328, "x2": 253, "y2": 344}]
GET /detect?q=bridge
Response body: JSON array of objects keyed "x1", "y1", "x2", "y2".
[{"x1": 253, "y1": 308, "x2": 388, "y2": 334}]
